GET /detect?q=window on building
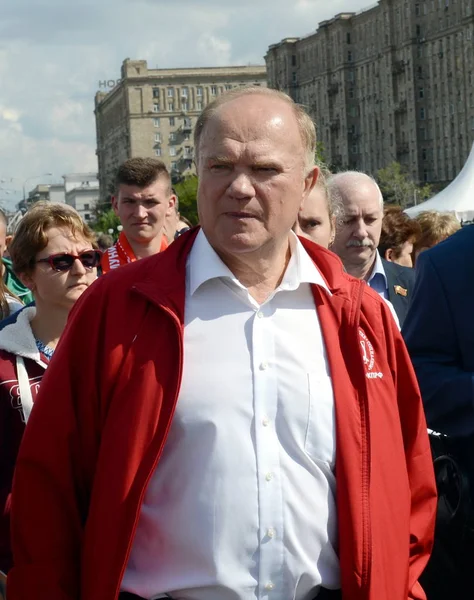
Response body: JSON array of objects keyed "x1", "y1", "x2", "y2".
[
  {"x1": 155, "y1": 133, "x2": 161, "y2": 142},
  {"x1": 225, "y1": 84, "x2": 232, "y2": 90},
  {"x1": 155, "y1": 148, "x2": 162, "y2": 157},
  {"x1": 167, "y1": 88, "x2": 174, "y2": 97},
  {"x1": 153, "y1": 103, "x2": 160, "y2": 112},
  {"x1": 84, "y1": 204, "x2": 90, "y2": 210},
  {"x1": 348, "y1": 51, "x2": 353, "y2": 62},
  {"x1": 181, "y1": 87, "x2": 188, "y2": 97},
  {"x1": 84, "y1": 214, "x2": 90, "y2": 221},
  {"x1": 349, "y1": 87, "x2": 355, "y2": 99},
  {"x1": 346, "y1": 32, "x2": 351, "y2": 44},
  {"x1": 197, "y1": 100, "x2": 203, "y2": 111},
  {"x1": 170, "y1": 147, "x2": 176, "y2": 156},
  {"x1": 422, "y1": 148, "x2": 427, "y2": 160},
  {"x1": 168, "y1": 101, "x2": 174, "y2": 112},
  {"x1": 418, "y1": 66, "x2": 423, "y2": 78},
  {"x1": 419, "y1": 87, "x2": 424, "y2": 99},
  {"x1": 211, "y1": 85, "x2": 217, "y2": 95},
  {"x1": 196, "y1": 86, "x2": 203, "y2": 96},
  {"x1": 291, "y1": 55, "x2": 297, "y2": 66},
  {"x1": 182, "y1": 101, "x2": 188, "y2": 111},
  {"x1": 415, "y1": 3, "x2": 420, "y2": 15},
  {"x1": 169, "y1": 116, "x2": 175, "y2": 126},
  {"x1": 184, "y1": 133, "x2": 191, "y2": 141},
  {"x1": 420, "y1": 107, "x2": 426, "y2": 119},
  {"x1": 292, "y1": 72, "x2": 297, "y2": 83},
  {"x1": 153, "y1": 88, "x2": 160, "y2": 98},
  {"x1": 416, "y1": 24, "x2": 422, "y2": 36},
  {"x1": 153, "y1": 118, "x2": 160, "y2": 127},
  {"x1": 171, "y1": 161, "x2": 178, "y2": 170},
  {"x1": 423, "y1": 169, "x2": 429, "y2": 182},
  {"x1": 169, "y1": 132, "x2": 176, "y2": 142}
]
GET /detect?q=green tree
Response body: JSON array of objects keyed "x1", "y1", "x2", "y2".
[
  {"x1": 92, "y1": 208, "x2": 120, "y2": 234},
  {"x1": 375, "y1": 162, "x2": 432, "y2": 208},
  {"x1": 174, "y1": 175, "x2": 199, "y2": 224}
]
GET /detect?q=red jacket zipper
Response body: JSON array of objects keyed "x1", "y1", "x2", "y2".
[{"x1": 112, "y1": 303, "x2": 184, "y2": 600}]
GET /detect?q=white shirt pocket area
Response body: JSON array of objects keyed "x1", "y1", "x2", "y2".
[{"x1": 304, "y1": 372, "x2": 336, "y2": 468}]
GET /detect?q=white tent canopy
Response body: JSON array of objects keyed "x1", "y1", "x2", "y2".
[{"x1": 405, "y1": 142, "x2": 474, "y2": 222}]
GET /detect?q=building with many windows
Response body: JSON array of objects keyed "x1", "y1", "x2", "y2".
[
  {"x1": 265, "y1": 0, "x2": 474, "y2": 188},
  {"x1": 95, "y1": 59, "x2": 267, "y2": 200}
]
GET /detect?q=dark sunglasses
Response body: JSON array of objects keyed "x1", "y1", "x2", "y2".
[{"x1": 36, "y1": 250, "x2": 102, "y2": 272}]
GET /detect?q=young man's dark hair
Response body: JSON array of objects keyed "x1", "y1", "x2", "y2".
[{"x1": 115, "y1": 158, "x2": 171, "y2": 194}]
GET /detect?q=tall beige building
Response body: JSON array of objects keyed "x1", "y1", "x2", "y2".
[
  {"x1": 266, "y1": 0, "x2": 474, "y2": 187},
  {"x1": 95, "y1": 59, "x2": 267, "y2": 199}
]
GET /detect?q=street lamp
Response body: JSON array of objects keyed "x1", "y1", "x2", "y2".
[{"x1": 22, "y1": 173, "x2": 53, "y2": 202}]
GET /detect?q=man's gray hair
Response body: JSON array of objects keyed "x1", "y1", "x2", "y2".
[
  {"x1": 327, "y1": 171, "x2": 384, "y2": 209},
  {"x1": 194, "y1": 87, "x2": 317, "y2": 172}
]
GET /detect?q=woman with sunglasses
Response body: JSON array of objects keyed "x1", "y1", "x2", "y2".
[{"x1": 0, "y1": 201, "x2": 100, "y2": 575}]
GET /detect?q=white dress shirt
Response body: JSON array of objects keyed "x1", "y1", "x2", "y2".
[
  {"x1": 122, "y1": 230, "x2": 340, "y2": 600},
  {"x1": 368, "y1": 251, "x2": 400, "y2": 328}
]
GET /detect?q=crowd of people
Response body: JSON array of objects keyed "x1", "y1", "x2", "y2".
[{"x1": 0, "y1": 86, "x2": 471, "y2": 600}]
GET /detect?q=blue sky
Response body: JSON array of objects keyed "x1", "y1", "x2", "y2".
[{"x1": 0, "y1": 0, "x2": 370, "y2": 209}]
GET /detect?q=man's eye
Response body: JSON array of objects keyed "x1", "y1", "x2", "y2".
[
  {"x1": 209, "y1": 164, "x2": 230, "y2": 171},
  {"x1": 303, "y1": 220, "x2": 321, "y2": 230}
]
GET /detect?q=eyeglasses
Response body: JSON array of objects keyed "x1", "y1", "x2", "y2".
[{"x1": 36, "y1": 250, "x2": 102, "y2": 272}]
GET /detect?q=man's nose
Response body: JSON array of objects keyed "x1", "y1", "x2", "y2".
[
  {"x1": 353, "y1": 219, "x2": 368, "y2": 238},
  {"x1": 227, "y1": 172, "x2": 255, "y2": 199},
  {"x1": 134, "y1": 203, "x2": 148, "y2": 218}
]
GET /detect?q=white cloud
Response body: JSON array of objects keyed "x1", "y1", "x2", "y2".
[{"x1": 0, "y1": 0, "x2": 370, "y2": 209}]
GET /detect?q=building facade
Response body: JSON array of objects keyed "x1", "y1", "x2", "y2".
[
  {"x1": 266, "y1": 0, "x2": 474, "y2": 187},
  {"x1": 63, "y1": 173, "x2": 99, "y2": 224},
  {"x1": 95, "y1": 59, "x2": 267, "y2": 200}
]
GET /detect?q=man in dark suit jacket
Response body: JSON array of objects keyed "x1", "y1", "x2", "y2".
[
  {"x1": 381, "y1": 258, "x2": 415, "y2": 326},
  {"x1": 329, "y1": 172, "x2": 415, "y2": 326},
  {"x1": 403, "y1": 224, "x2": 474, "y2": 598}
]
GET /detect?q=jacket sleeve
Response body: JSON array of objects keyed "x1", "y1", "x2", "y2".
[
  {"x1": 6, "y1": 283, "x2": 109, "y2": 600},
  {"x1": 386, "y1": 308, "x2": 437, "y2": 600},
  {"x1": 402, "y1": 251, "x2": 474, "y2": 437}
]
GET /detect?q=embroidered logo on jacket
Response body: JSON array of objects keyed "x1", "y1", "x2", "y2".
[{"x1": 359, "y1": 328, "x2": 384, "y2": 380}]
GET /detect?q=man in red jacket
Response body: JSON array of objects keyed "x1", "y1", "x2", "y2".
[{"x1": 8, "y1": 88, "x2": 436, "y2": 600}]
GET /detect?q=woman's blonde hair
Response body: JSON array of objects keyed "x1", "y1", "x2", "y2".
[
  {"x1": 414, "y1": 210, "x2": 460, "y2": 255},
  {"x1": 9, "y1": 202, "x2": 96, "y2": 277}
]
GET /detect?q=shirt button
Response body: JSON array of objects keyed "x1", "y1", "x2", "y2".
[
  {"x1": 257, "y1": 311, "x2": 264, "y2": 319},
  {"x1": 265, "y1": 582, "x2": 275, "y2": 591},
  {"x1": 265, "y1": 472, "x2": 274, "y2": 482},
  {"x1": 262, "y1": 417, "x2": 270, "y2": 427},
  {"x1": 267, "y1": 527, "x2": 276, "y2": 538},
  {"x1": 260, "y1": 361, "x2": 268, "y2": 370}
]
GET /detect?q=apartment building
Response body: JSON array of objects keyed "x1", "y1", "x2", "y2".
[
  {"x1": 95, "y1": 59, "x2": 267, "y2": 200},
  {"x1": 266, "y1": 0, "x2": 474, "y2": 186}
]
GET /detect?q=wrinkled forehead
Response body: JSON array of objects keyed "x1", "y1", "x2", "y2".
[
  {"x1": 199, "y1": 98, "x2": 305, "y2": 159},
  {"x1": 342, "y1": 185, "x2": 383, "y2": 216}
]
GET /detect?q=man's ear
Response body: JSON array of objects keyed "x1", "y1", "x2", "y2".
[
  {"x1": 111, "y1": 195, "x2": 119, "y2": 215},
  {"x1": 384, "y1": 248, "x2": 394, "y2": 262},
  {"x1": 302, "y1": 165, "x2": 319, "y2": 210},
  {"x1": 5, "y1": 235, "x2": 13, "y2": 248},
  {"x1": 167, "y1": 194, "x2": 177, "y2": 217}
]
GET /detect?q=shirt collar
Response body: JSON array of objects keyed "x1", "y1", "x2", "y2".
[
  {"x1": 368, "y1": 251, "x2": 388, "y2": 287},
  {"x1": 188, "y1": 229, "x2": 331, "y2": 297}
]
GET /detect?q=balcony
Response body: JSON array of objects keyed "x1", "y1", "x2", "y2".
[
  {"x1": 181, "y1": 120, "x2": 192, "y2": 133},
  {"x1": 392, "y1": 60, "x2": 407, "y2": 75},
  {"x1": 396, "y1": 142, "x2": 409, "y2": 155},
  {"x1": 394, "y1": 99, "x2": 408, "y2": 114}
]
